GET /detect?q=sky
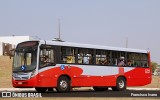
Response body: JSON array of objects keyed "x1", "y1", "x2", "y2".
[{"x1": 0, "y1": 0, "x2": 160, "y2": 64}]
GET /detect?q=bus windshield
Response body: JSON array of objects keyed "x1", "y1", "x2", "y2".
[{"x1": 13, "y1": 42, "x2": 38, "y2": 72}]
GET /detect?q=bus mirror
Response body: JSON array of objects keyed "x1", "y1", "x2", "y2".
[{"x1": 9, "y1": 49, "x2": 15, "y2": 59}]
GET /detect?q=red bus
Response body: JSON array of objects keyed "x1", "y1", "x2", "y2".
[{"x1": 12, "y1": 40, "x2": 151, "y2": 92}]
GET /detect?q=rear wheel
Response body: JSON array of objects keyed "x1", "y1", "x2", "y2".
[
  {"x1": 35, "y1": 87, "x2": 47, "y2": 93},
  {"x1": 93, "y1": 87, "x2": 108, "y2": 91},
  {"x1": 56, "y1": 76, "x2": 71, "y2": 92},
  {"x1": 112, "y1": 77, "x2": 126, "y2": 91}
]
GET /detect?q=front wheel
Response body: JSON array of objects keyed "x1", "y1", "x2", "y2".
[
  {"x1": 56, "y1": 76, "x2": 71, "y2": 92},
  {"x1": 112, "y1": 77, "x2": 126, "y2": 91}
]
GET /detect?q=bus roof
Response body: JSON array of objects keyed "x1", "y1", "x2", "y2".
[{"x1": 38, "y1": 40, "x2": 148, "y2": 53}]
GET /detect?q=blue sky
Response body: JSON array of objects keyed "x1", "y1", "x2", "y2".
[{"x1": 0, "y1": 0, "x2": 160, "y2": 64}]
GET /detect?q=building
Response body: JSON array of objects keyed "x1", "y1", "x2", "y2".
[
  {"x1": 0, "y1": 36, "x2": 34, "y2": 45},
  {"x1": 0, "y1": 42, "x2": 3, "y2": 55},
  {"x1": 0, "y1": 36, "x2": 34, "y2": 56}
]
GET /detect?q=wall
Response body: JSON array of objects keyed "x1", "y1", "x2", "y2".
[
  {"x1": 0, "y1": 36, "x2": 33, "y2": 56},
  {"x1": 0, "y1": 42, "x2": 3, "y2": 55},
  {"x1": 0, "y1": 36, "x2": 32, "y2": 45}
]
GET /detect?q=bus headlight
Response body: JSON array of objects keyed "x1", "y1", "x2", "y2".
[
  {"x1": 31, "y1": 70, "x2": 36, "y2": 78},
  {"x1": 12, "y1": 73, "x2": 16, "y2": 80}
]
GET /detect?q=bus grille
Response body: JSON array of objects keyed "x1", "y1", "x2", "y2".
[
  {"x1": 14, "y1": 76, "x2": 29, "y2": 80},
  {"x1": 13, "y1": 73, "x2": 30, "y2": 80}
]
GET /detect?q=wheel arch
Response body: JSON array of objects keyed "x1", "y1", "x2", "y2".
[
  {"x1": 57, "y1": 74, "x2": 71, "y2": 83},
  {"x1": 117, "y1": 75, "x2": 127, "y2": 82}
]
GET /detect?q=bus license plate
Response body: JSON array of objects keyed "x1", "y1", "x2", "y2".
[{"x1": 18, "y1": 82, "x2": 22, "y2": 84}]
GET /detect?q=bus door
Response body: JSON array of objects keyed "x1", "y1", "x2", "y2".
[{"x1": 38, "y1": 45, "x2": 56, "y2": 87}]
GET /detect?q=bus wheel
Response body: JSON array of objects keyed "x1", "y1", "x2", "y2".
[
  {"x1": 93, "y1": 87, "x2": 108, "y2": 91},
  {"x1": 35, "y1": 87, "x2": 47, "y2": 93},
  {"x1": 56, "y1": 76, "x2": 71, "y2": 92},
  {"x1": 112, "y1": 77, "x2": 126, "y2": 91}
]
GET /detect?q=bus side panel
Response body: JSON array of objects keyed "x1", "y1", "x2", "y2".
[
  {"x1": 37, "y1": 72, "x2": 57, "y2": 87},
  {"x1": 37, "y1": 67, "x2": 62, "y2": 87},
  {"x1": 70, "y1": 65, "x2": 118, "y2": 87},
  {"x1": 125, "y1": 67, "x2": 151, "y2": 86},
  {"x1": 36, "y1": 65, "x2": 117, "y2": 87},
  {"x1": 72, "y1": 75, "x2": 117, "y2": 87},
  {"x1": 37, "y1": 65, "x2": 83, "y2": 87},
  {"x1": 36, "y1": 65, "x2": 151, "y2": 87}
]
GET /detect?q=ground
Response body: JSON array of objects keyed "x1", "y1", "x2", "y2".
[{"x1": 0, "y1": 56, "x2": 12, "y2": 88}]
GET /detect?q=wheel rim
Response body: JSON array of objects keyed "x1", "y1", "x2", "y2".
[
  {"x1": 119, "y1": 80, "x2": 124, "y2": 89},
  {"x1": 60, "y1": 80, "x2": 68, "y2": 90}
]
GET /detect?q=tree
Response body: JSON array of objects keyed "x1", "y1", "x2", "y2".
[{"x1": 151, "y1": 62, "x2": 158, "y2": 73}]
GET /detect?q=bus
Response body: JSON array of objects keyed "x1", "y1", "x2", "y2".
[{"x1": 12, "y1": 40, "x2": 151, "y2": 92}]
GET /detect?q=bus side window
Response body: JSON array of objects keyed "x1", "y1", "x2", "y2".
[
  {"x1": 127, "y1": 60, "x2": 133, "y2": 66},
  {"x1": 112, "y1": 51, "x2": 126, "y2": 66},
  {"x1": 127, "y1": 53, "x2": 136, "y2": 67},
  {"x1": 66, "y1": 55, "x2": 74, "y2": 63},
  {"x1": 78, "y1": 53, "x2": 83, "y2": 64},
  {"x1": 144, "y1": 62, "x2": 148, "y2": 67},
  {"x1": 78, "y1": 49, "x2": 83, "y2": 64},
  {"x1": 83, "y1": 53, "x2": 90, "y2": 64},
  {"x1": 78, "y1": 48, "x2": 93, "y2": 65},
  {"x1": 61, "y1": 47, "x2": 66, "y2": 63},
  {"x1": 141, "y1": 54, "x2": 148, "y2": 67},
  {"x1": 61, "y1": 47, "x2": 75, "y2": 64},
  {"x1": 39, "y1": 48, "x2": 55, "y2": 68},
  {"x1": 95, "y1": 50, "x2": 109, "y2": 65}
]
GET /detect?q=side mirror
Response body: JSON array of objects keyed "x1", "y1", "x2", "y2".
[{"x1": 9, "y1": 49, "x2": 15, "y2": 59}]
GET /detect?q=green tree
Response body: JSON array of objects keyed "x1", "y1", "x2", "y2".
[{"x1": 151, "y1": 62, "x2": 158, "y2": 73}]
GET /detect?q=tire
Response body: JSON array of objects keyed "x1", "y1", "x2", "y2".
[
  {"x1": 93, "y1": 87, "x2": 108, "y2": 91},
  {"x1": 112, "y1": 77, "x2": 126, "y2": 91},
  {"x1": 56, "y1": 76, "x2": 71, "y2": 92},
  {"x1": 35, "y1": 87, "x2": 47, "y2": 93}
]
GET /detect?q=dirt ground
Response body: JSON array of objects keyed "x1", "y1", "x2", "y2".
[{"x1": 0, "y1": 56, "x2": 12, "y2": 88}]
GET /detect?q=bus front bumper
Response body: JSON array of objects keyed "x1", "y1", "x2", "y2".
[{"x1": 12, "y1": 77, "x2": 37, "y2": 88}]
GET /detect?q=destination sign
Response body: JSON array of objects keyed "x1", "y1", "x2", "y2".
[{"x1": 18, "y1": 41, "x2": 39, "y2": 47}]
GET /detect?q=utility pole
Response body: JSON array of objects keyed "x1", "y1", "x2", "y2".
[
  {"x1": 58, "y1": 19, "x2": 61, "y2": 39},
  {"x1": 126, "y1": 37, "x2": 128, "y2": 48},
  {"x1": 53, "y1": 19, "x2": 63, "y2": 42}
]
